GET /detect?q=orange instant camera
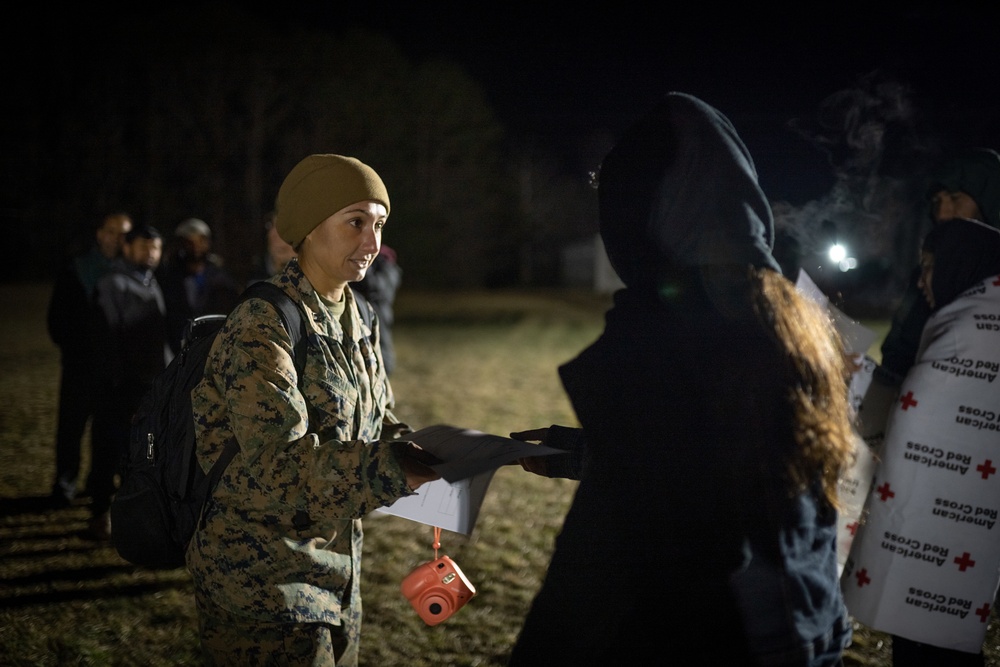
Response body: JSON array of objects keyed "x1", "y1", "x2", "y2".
[{"x1": 400, "y1": 555, "x2": 477, "y2": 626}]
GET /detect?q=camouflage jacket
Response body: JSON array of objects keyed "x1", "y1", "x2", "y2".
[{"x1": 187, "y1": 258, "x2": 414, "y2": 624}]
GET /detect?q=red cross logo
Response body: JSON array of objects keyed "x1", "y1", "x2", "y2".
[
  {"x1": 954, "y1": 552, "x2": 976, "y2": 572},
  {"x1": 978, "y1": 602, "x2": 992, "y2": 622},
  {"x1": 855, "y1": 568, "x2": 871, "y2": 588},
  {"x1": 847, "y1": 521, "x2": 858, "y2": 536},
  {"x1": 977, "y1": 459, "x2": 996, "y2": 480},
  {"x1": 876, "y1": 482, "x2": 895, "y2": 502},
  {"x1": 899, "y1": 391, "x2": 918, "y2": 410}
]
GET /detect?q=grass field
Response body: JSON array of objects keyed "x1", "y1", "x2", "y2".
[{"x1": 0, "y1": 282, "x2": 996, "y2": 666}]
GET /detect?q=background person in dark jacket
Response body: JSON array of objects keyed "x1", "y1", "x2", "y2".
[
  {"x1": 508, "y1": 92, "x2": 856, "y2": 666},
  {"x1": 250, "y1": 211, "x2": 298, "y2": 282},
  {"x1": 353, "y1": 244, "x2": 402, "y2": 375},
  {"x1": 159, "y1": 217, "x2": 242, "y2": 354},
  {"x1": 89, "y1": 224, "x2": 171, "y2": 540},
  {"x1": 46, "y1": 211, "x2": 132, "y2": 507}
]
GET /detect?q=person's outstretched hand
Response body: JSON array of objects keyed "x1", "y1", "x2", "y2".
[
  {"x1": 382, "y1": 421, "x2": 414, "y2": 440},
  {"x1": 509, "y1": 428, "x2": 550, "y2": 476},
  {"x1": 400, "y1": 442, "x2": 441, "y2": 490}
]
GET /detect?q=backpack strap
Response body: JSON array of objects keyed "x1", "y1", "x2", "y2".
[
  {"x1": 208, "y1": 281, "x2": 308, "y2": 486},
  {"x1": 241, "y1": 281, "x2": 308, "y2": 377},
  {"x1": 350, "y1": 285, "x2": 374, "y2": 333}
]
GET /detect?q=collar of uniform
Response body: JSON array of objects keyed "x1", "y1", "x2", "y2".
[{"x1": 277, "y1": 258, "x2": 364, "y2": 344}]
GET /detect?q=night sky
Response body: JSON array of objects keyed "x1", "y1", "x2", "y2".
[
  {"x1": 268, "y1": 2, "x2": 1000, "y2": 204},
  {"x1": 9, "y1": 2, "x2": 1000, "y2": 210}
]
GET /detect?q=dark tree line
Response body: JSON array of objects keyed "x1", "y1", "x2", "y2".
[
  {"x1": 2, "y1": 3, "x2": 598, "y2": 288},
  {"x1": 5, "y1": 3, "x2": 997, "y2": 304}
]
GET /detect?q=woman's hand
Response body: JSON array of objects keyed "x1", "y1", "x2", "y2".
[
  {"x1": 509, "y1": 428, "x2": 550, "y2": 476},
  {"x1": 510, "y1": 428, "x2": 549, "y2": 443},
  {"x1": 400, "y1": 443, "x2": 441, "y2": 490},
  {"x1": 382, "y1": 422, "x2": 414, "y2": 440},
  {"x1": 843, "y1": 352, "x2": 863, "y2": 376}
]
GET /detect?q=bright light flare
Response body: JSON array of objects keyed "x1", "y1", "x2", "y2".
[
  {"x1": 827, "y1": 243, "x2": 857, "y2": 272},
  {"x1": 828, "y1": 243, "x2": 847, "y2": 263}
]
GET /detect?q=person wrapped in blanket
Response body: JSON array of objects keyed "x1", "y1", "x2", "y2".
[
  {"x1": 507, "y1": 92, "x2": 857, "y2": 667},
  {"x1": 843, "y1": 218, "x2": 1000, "y2": 667},
  {"x1": 858, "y1": 148, "x2": 1000, "y2": 448}
]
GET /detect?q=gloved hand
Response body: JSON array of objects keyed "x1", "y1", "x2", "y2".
[{"x1": 381, "y1": 421, "x2": 414, "y2": 440}]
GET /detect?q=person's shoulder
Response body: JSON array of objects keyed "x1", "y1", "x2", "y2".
[
  {"x1": 374, "y1": 253, "x2": 401, "y2": 274},
  {"x1": 213, "y1": 292, "x2": 306, "y2": 377},
  {"x1": 53, "y1": 255, "x2": 82, "y2": 283},
  {"x1": 228, "y1": 286, "x2": 300, "y2": 334},
  {"x1": 205, "y1": 261, "x2": 241, "y2": 285},
  {"x1": 157, "y1": 259, "x2": 183, "y2": 276},
  {"x1": 93, "y1": 271, "x2": 127, "y2": 303},
  {"x1": 69, "y1": 244, "x2": 106, "y2": 269},
  {"x1": 96, "y1": 259, "x2": 126, "y2": 280},
  {"x1": 205, "y1": 254, "x2": 231, "y2": 271}
]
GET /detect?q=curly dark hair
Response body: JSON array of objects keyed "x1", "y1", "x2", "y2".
[{"x1": 749, "y1": 267, "x2": 856, "y2": 509}]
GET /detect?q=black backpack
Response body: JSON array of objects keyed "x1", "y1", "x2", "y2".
[
  {"x1": 109, "y1": 281, "x2": 304, "y2": 568},
  {"x1": 111, "y1": 281, "x2": 375, "y2": 569}
]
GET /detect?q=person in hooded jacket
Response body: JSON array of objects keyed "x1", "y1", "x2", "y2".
[
  {"x1": 857, "y1": 148, "x2": 1000, "y2": 446},
  {"x1": 842, "y1": 218, "x2": 1000, "y2": 667},
  {"x1": 507, "y1": 92, "x2": 856, "y2": 666}
]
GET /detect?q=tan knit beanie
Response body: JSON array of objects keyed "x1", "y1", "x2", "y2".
[{"x1": 275, "y1": 154, "x2": 390, "y2": 248}]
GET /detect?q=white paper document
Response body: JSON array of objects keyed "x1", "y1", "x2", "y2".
[
  {"x1": 375, "y1": 473, "x2": 496, "y2": 535},
  {"x1": 374, "y1": 424, "x2": 563, "y2": 534},
  {"x1": 795, "y1": 269, "x2": 880, "y2": 573},
  {"x1": 795, "y1": 269, "x2": 878, "y2": 356}
]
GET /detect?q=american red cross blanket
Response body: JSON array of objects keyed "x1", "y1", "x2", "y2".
[
  {"x1": 841, "y1": 274, "x2": 1000, "y2": 652},
  {"x1": 836, "y1": 359, "x2": 876, "y2": 574}
]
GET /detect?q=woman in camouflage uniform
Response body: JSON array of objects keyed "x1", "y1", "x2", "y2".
[{"x1": 187, "y1": 154, "x2": 440, "y2": 666}]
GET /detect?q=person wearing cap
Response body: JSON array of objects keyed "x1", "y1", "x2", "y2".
[
  {"x1": 159, "y1": 217, "x2": 242, "y2": 354},
  {"x1": 857, "y1": 148, "x2": 1000, "y2": 449},
  {"x1": 187, "y1": 154, "x2": 440, "y2": 666},
  {"x1": 506, "y1": 93, "x2": 855, "y2": 665}
]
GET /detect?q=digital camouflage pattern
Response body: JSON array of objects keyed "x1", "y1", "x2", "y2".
[
  {"x1": 187, "y1": 258, "x2": 414, "y2": 664},
  {"x1": 196, "y1": 594, "x2": 348, "y2": 665}
]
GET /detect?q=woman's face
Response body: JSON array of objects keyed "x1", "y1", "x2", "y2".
[
  {"x1": 917, "y1": 250, "x2": 935, "y2": 309},
  {"x1": 930, "y1": 189, "x2": 982, "y2": 223},
  {"x1": 298, "y1": 200, "x2": 386, "y2": 293}
]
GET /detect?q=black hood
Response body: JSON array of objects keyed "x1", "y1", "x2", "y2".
[
  {"x1": 597, "y1": 92, "x2": 780, "y2": 289},
  {"x1": 923, "y1": 217, "x2": 1000, "y2": 310},
  {"x1": 927, "y1": 148, "x2": 1000, "y2": 229}
]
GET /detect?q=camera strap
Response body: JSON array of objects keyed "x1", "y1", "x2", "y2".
[{"x1": 431, "y1": 525, "x2": 442, "y2": 559}]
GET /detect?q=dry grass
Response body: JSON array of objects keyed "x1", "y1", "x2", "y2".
[{"x1": 1, "y1": 283, "x2": 997, "y2": 665}]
